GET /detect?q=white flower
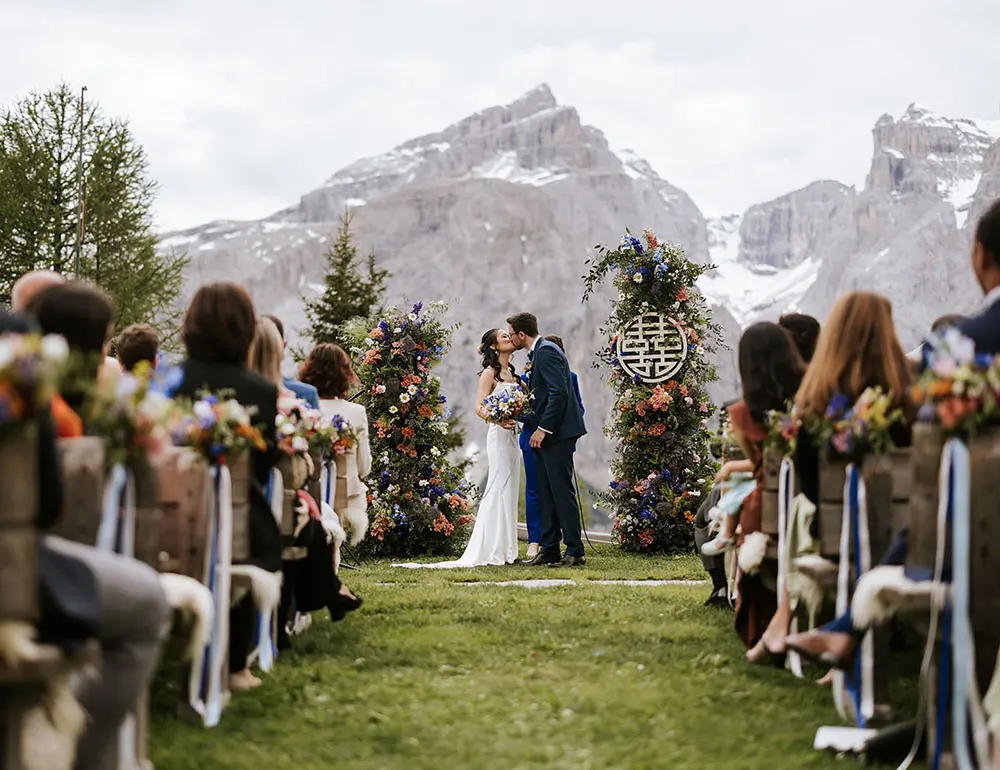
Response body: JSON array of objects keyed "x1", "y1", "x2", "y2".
[
  {"x1": 632, "y1": 273, "x2": 643, "y2": 283},
  {"x1": 115, "y1": 374, "x2": 141, "y2": 400},
  {"x1": 684, "y1": 396, "x2": 693, "y2": 405},
  {"x1": 292, "y1": 436, "x2": 309, "y2": 453},
  {"x1": 419, "y1": 480, "x2": 429, "y2": 487},
  {"x1": 695, "y1": 346, "x2": 704, "y2": 356},
  {"x1": 0, "y1": 340, "x2": 13, "y2": 370},
  {"x1": 41, "y1": 335, "x2": 69, "y2": 363},
  {"x1": 193, "y1": 401, "x2": 215, "y2": 423},
  {"x1": 408, "y1": 385, "x2": 418, "y2": 395},
  {"x1": 389, "y1": 406, "x2": 398, "y2": 414},
  {"x1": 431, "y1": 447, "x2": 441, "y2": 457},
  {"x1": 138, "y1": 392, "x2": 171, "y2": 421},
  {"x1": 408, "y1": 313, "x2": 418, "y2": 321},
  {"x1": 400, "y1": 393, "x2": 411, "y2": 404},
  {"x1": 394, "y1": 327, "x2": 402, "y2": 333},
  {"x1": 376, "y1": 384, "x2": 386, "y2": 394},
  {"x1": 942, "y1": 327, "x2": 975, "y2": 365}
]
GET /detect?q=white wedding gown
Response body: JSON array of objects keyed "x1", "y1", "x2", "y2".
[{"x1": 394, "y1": 382, "x2": 521, "y2": 569}]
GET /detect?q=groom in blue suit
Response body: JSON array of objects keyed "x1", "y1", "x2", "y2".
[
  {"x1": 507, "y1": 313, "x2": 587, "y2": 567},
  {"x1": 520, "y1": 335, "x2": 585, "y2": 561}
]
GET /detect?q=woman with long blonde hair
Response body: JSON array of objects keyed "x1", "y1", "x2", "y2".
[{"x1": 747, "y1": 291, "x2": 914, "y2": 666}]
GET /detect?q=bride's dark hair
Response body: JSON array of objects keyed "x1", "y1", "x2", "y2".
[{"x1": 478, "y1": 329, "x2": 516, "y2": 382}]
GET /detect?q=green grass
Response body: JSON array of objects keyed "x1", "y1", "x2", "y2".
[{"x1": 149, "y1": 550, "x2": 921, "y2": 770}]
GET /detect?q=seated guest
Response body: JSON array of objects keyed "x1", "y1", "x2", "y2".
[
  {"x1": 116, "y1": 323, "x2": 159, "y2": 372},
  {"x1": 253, "y1": 327, "x2": 362, "y2": 636},
  {"x1": 24, "y1": 282, "x2": 116, "y2": 437},
  {"x1": 694, "y1": 324, "x2": 805, "y2": 655},
  {"x1": 11, "y1": 268, "x2": 64, "y2": 312},
  {"x1": 757, "y1": 291, "x2": 913, "y2": 666},
  {"x1": 262, "y1": 314, "x2": 320, "y2": 409},
  {"x1": 519, "y1": 335, "x2": 585, "y2": 561},
  {"x1": 300, "y1": 342, "x2": 372, "y2": 563},
  {"x1": 778, "y1": 313, "x2": 821, "y2": 363},
  {"x1": 787, "y1": 198, "x2": 1000, "y2": 667},
  {"x1": 4, "y1": 301, "x2": 170, "y2": 770},
  {"x1": 174, "y1": 283, "x2": 282, "y2": 691}
]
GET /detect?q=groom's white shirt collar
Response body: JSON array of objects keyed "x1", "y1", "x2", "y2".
[{"x1": 529, "y1": 336, "x2": 541, "y2": 355}]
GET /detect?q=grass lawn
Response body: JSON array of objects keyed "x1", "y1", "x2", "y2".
[{"x1": 149, "y1": 549, "x2": 921, "y2": 770}]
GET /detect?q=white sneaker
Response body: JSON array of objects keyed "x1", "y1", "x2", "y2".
[{"x1": 701, "y1": 535, "x2": 734, "y2": 556}]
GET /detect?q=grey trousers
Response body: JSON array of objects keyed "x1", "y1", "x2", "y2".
[
  {"x1": 694, "y1": 485, "x2": 725, "y2": 572},
  {"x1": 43, "y1": 536, "x2": 170, "y2": 770}
]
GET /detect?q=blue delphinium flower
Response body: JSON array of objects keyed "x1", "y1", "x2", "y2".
[{"x1": 825, "y1": 392, "x2": 850, "y2": 420}]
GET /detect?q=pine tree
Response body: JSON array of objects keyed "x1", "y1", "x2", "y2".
[
  {"x1": 0, "y1": 83, "x2": 188, "y2": 334},
  {"x1": 302, "y1": 211, "x2": 389, "y2": 350}
]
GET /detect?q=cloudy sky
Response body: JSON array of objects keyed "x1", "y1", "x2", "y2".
[{"x1": 2, "y1": 0, "x2": 998, "y2": 232}]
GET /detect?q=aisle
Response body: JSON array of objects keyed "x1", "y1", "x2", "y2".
[{"x1": 148, "y1": 552, "x2": 888, "y2": 770}]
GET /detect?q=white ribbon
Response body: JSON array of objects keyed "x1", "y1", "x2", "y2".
[
  {"x1": 269, "y1": 468, "x2": 284, "y2": 527},
  {"x1": 832, "y1": 463, "x2": 874, "y2": 725},
  {"x1": 187, "y1": 464, "x2": 234, "y2": 728},
  {"x1": 777, "y1": 458, "x2": 803, "y2": 678},
  {"x1": 95, "y1": 463, "x2": 134, "y2": 553}
]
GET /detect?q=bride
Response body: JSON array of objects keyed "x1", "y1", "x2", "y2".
[{"x1": 394, "y1": 328, "x2": 521, "y2": 568}]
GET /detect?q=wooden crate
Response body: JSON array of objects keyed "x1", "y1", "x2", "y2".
[
  {"x1": 817, "y1": 453, "x2": 898, "y2": 560},
  {"x1": 966, "y1": 429, "x2": 1000, "y2": 695},
  {"x1": 131, "y1": 461, "x2": 162, "y2": 569},
  {"x1": 155, "y1": 448, "x2": 211, "y2": 578},
  {"x1": 0, "y1": 426, "x2": 38, "y2": 623},
  {"x1": 229, "y1": 452, "x2": 251, "y2": 562},
  {"x1": 906, "y1": 424, "x2": 946, "y2": 574},
  {"x1": 50, "y1": 437, "x2": 106, "y2": 546},
  {"x1": 280, "y1": 490, "x2": 298, "y2": 539},
  {"x1": 277, "y1": 454, "x2": 309, "y2": 493},
  {"x1": 760, "y1": 448, "x2": 790, "y2": 537}
]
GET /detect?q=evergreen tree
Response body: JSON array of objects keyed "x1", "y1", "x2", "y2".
[
  {"x1": 0, "y1": 83, "x2": 188, "y2": 333},
  {"x1": 302, "y1": 211, "x2": 389, "y2": 350}
]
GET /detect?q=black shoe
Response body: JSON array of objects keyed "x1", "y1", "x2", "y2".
[
  {"x1": 704, "y1": 587, "x2": 729, "y2": 608},
  {"x1": 526, "y1": 551, "x2": 561, "y2": 566},
  {"x1": 328, "y1": 592, "x2": 363, "y2": 622},
  {"x1": 548, "y1": 555, "x2": 586, "y2": 568}
]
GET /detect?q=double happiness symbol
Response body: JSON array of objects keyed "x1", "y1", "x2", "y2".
[{"x1": 617, "y1": 313, "x2": 688, "y2": 384}]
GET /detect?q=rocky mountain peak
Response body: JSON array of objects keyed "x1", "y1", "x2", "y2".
[{"x1": 508, "y1": 83, "x2": 558, "y2": 117}]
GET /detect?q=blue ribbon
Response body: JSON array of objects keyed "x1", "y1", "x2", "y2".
[
  {"x1": 324, "y1": 459, "x2": 332, "y2": 507},
  {"x1": 934, "y1": 605, "x2": 952, "y2": 770},
  {"x1": 199, "y1": 469, "x2": 221, "y2": 717}
]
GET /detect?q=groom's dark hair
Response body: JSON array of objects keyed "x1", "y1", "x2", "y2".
[{"x1": 507, "y1": 312, "x2": 538, "y2": 337}]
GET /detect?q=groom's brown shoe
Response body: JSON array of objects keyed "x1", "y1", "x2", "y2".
[{"x1": 525, "y1": 550, "x2": 561, "y2": 566}]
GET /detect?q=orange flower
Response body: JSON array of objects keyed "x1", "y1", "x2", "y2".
[{"x1": 401, "y1": 426, "x2": 416, "y2": 439}]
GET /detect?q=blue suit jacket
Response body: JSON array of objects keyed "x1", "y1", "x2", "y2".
[
  {"x1": 520, "y1": 339, "x2": 586, "y2": 447},
  {"x1": 520, "y1": 371, "x2": 584, "y2": 450},
  {"x1": 283, "y1": 377, "x2": 320, "y2": 409},
  {"x1": 956, "y1": 300, "x2": 1000, "y2": 355}
]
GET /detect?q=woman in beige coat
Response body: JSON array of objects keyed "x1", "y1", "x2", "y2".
[{"x1": 300, "y1": 343, "x2": 372, "y2": 548}]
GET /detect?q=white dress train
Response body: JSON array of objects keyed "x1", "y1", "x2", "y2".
[{"x1": 394, "y1": 382, "x2": 521, "y2": 569}]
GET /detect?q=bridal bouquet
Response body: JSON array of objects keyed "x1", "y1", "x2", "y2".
[{"x1": 481, "y1": 386, "x2": 531, "y2": 424}]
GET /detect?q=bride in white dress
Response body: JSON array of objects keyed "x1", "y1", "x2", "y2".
[{"x1": 394, "y1": 328, "x2": 521, "y2": 568}]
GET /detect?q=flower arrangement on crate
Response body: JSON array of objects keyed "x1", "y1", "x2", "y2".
[
  {"x1": 170, "y1": 391, "x2": 267, "y2": 463},
  {"x1": 0, "y1": 333, "x2": 68, "y2": 438},
  {"x1": 480, "y1": 383, "x2": 531, "y2": 427},
  {"x1": 582, "y1": 228, "x2": 721, "y2": 553},
  {"x1": 311, "y1": 414, "x2": 358, "y2": 457},
  {"x1": 609, "y1": 468, "x2": 697, "y2": 553},
  {"x1": 86, "y1": 361, "x2": 175, "y2": 466},
  {"x1": 764, "y1": 407, "x2": 800, "y2": 457},
  {"x1": 912, "y1": 327, "x2": 1000, "y2": 435},
  {"x1": 802, "y1": 387, "x2": 905, "y2": 460},
  {"x1": 343, "y1": 301, "x2": 475, "y2": 556}
]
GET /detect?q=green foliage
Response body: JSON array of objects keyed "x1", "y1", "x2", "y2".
[
  {"x1": 0, "y1": 83, "x2": 187, "y2": 337},
  {"x1": 300, "y1": 211, "x2": 389, "y2": 354},
  {"x1": 582, "y1": 229, "x2": 721, "y2": 554},
  {"x1": 342, "y1": 301, "x2": 475, "y2": 557}
]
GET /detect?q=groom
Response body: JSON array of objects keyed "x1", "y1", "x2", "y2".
[{"x1": 507, "y1": 312, "x2": 587, "y2": 567}]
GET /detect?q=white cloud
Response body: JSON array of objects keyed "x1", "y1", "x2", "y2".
[{"x1": 1, "y1": 0, "x2": 998, "y2": 231}]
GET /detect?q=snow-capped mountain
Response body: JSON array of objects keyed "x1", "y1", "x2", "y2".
[
  {"x1": 162, "y1": 88, "x2": 1000, "y2": 482},
  {"x1": 163, "y1": 84, "x2": 734, "y2": 486}
]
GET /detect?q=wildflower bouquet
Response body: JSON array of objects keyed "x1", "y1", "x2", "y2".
[
  {"x1": 311, "y1": 413, "x2": 358, "y2": 457},
  {"x1": 805, "y1": 387, "x2": 905, "y2": 459},
  {"x1": 764, "y1": 407, "x2": 800, "y2": 456},
  {"x1": 87, "y1": 361, "x2": 176, "y2": 466},
  {"x1": 0, "y1": 333, "x2": 69, "y2": 438},
  {"x1": 911, "y1": 327, "x2": 1000, "y2": 435},
  {"x1": 481, "y1": 385, "x2": 531, "y2": 425},
  {"x1": 171, "y1": 392, "x2": 267, "y2": 463}
]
